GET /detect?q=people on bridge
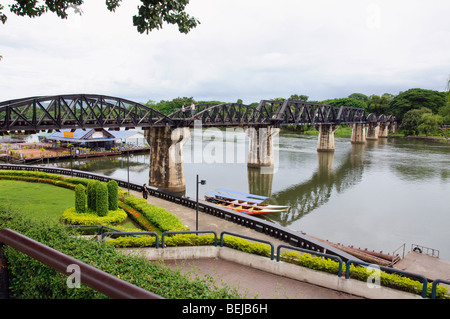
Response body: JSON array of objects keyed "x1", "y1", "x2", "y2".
[{"x1": 190, "y1": 102, "x2": 195, "y2": 118}]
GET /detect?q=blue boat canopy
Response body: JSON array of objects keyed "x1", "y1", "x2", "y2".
[
  {"x1": 205, "y1": 191, "x2": 266, "y2": 204},
  {"x1": 216, "y1": 188, "x2": 269, "y2": 200}
]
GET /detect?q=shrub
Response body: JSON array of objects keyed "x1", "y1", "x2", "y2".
[
  {"x1": 61, "y1": 207, "x2": 127, "y2": 225},
  {"x1": 95, "y1": 182, "x2": 108, "y2": 217},
  {"x1": 86, "y1": 180, "x2": 97, "y2": 211},
  {"x1": 123, "y1": 196, "x2": 188, "y2": 232},
  {"x1": 0, "y1": 209, "x2": 244, "y2": 299},
  {"x1": 74, "y1": 184, "x2": 86, "y2": 213},
  {"x1": 107, "y1": 180, "x2": 118, "y2": 211}
]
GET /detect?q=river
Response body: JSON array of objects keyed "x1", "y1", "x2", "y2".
[{"x1": 43, "y1": 129, "x2": 450, "y2": 260}]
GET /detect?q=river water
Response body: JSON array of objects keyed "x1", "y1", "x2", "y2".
[{"x1": 44, "y1": 129, "x2": 450, "y2": 259}]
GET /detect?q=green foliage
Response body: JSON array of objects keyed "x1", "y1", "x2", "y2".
[
  {"x1": 74, "y1": 184, "x2": 86, "y2": 214},
  {"x1": 0, "y1": 209, "x2": 243, "y2": 299},
  {"x1": 124, "y1": 196, "x2": 188, "y2": 232},
  {"x1": 145, "y1": 97, "x2": 195, "y2": 115},
  {"x1": 400, "y1": 107, "x2": 432, "y2": 135},
  {"x1": 95, "y1": 182, "x2": 109, "y2": 217},
  {"x1": 86, "y1": 180, "x2": 97, "y2": 211},
  {"x1": 281, "y1": 251, "x2": 449, "y2": 298},
  {"x1": 107, "y1": 180, "x2": 118, "y2": 211},
  {"x1": 418, "y1": 113, "x2": 444, "y2": 136},
  {"x1": 61, "y1": 207, "x2": 127, "y2": 225},
  {"x1": 389, "y1": 88, "x2": 446, "y2": 120},
  {"x1": 438, "y1": 102, "x2": 450, "y2": 124},
  {"x1": 366, "y1": 93, "x2": 394, "y2": 115},
  {"x1": 321, "y1": 97, "x2": 368, "y2": 109},
  {"x1": 2, "y1": 1, "x2": 200, "y2": 35}
]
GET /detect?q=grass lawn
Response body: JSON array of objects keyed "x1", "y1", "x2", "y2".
[
  {"x1": 0, "y1": 180, "x2": 143, "y2": 230},
  {"x1": 0, "y1": 180, "x2": 75, "y2": 222}
]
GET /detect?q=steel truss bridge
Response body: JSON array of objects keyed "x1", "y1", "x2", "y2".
[{"x1": 0, "y1": 94, "x2": 397, "y2": 133}]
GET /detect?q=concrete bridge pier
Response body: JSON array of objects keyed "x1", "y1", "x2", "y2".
[
  {"x1": 144, "y1": 126, "x2": 190, "y2": 193},
  {"x1": 245, "y1": 126, "x2": 280, "y2": 170},
  {"x1": 315, "y1": 124, "x2": 339, "y2": 152},
  {"x1": 366, "y1": 122, "x2": 379, "y2": 141},
  {"x1": 378, "y1": 122, "x2": 389, "y2": 138},
  {"x1": 351, "y1": 123, "x2": 366, "y2": 144},
  {"x1": 389, "y1": 121, "x2": 398, "y2": 133}
]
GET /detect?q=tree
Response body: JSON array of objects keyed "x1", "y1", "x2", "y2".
[
  {"x1": 400, "y1": 107, "x2": 432, "y2": 135},
  {"x1": 348, "y1": 93, "x2": 368, "y2": 102},
  {"x1": 389, "y1": 88, "x2": 446, "y2": 120},
  {"x1": 418, "y1": 113, "x2": 444, "y2": 136},
  {"x1": 288, "y1": 94, "x2": 309, "y2": 102},
  {"x1": 367, "y1": 93, "x2": 394, "y2": 115},
  {"x1": 0, "y1": 0, "x2": 200, "y2": 34},
  {"x1": 321, "y1": 97, "x2": 368, "y2": 109}
]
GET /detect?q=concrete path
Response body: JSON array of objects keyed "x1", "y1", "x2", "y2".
[
  {"x1": 394, "y1": 251, "x2": 450, "y2": 281},
  {"x1": 129, "y1": 190, "x2": 360, "y2": 299},
  {"x1": 130, "y1": 190, "x2": 289, "y2": 247}
]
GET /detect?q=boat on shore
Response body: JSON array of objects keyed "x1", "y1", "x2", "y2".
[{"x1": 204, "y1": 189, "x2": 290, "y2": 215}]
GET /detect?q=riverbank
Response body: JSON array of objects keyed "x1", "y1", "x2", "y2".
[{"x1": 0, "y1": 144, "x2": 150, "y2": 164}]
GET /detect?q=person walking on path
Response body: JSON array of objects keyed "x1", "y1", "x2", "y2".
[{"x1": 142, "y1": 183, "x2": 149, "y2": 199}]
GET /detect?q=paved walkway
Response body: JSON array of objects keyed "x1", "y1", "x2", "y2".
[{"x1": 129, "y1": 190, "x2": 360, "y2": 299}]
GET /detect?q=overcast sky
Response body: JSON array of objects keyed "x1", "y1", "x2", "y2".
[{"x1": 1, "y1": 0, "x2": 449, "y2": 104}]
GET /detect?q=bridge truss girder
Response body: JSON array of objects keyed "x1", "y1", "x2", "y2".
[
  {"x1": 0, "y1": 94, "x2": 173, "y2": 133},
  {"x1": 0, "y1": 94, "x2": 397, "y2": 133}
]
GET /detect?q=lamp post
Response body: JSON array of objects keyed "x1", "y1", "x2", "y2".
[
  {"x1": 69, "y1": 145, "x2": 73, "y2": 177},
  {"x1": 126, "y1": 150, "x2": 130, "y2": 194},
  {"x1": 196, "y1": 174, "x2": 206, "y2": 232}
]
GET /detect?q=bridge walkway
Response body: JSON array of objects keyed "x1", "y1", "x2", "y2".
[{"x1": 129, "y1": 190, "x2": 360, "y2": 299}]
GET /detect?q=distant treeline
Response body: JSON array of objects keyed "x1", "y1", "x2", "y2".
[{"x1": 146, "y1": 88, "x2": 450, "y2": 124}]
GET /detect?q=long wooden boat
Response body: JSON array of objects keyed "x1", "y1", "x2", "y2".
[
  {"x1": 204, "y1": 197, "x2": 286, "y2": 215},
  {"x1": 204, "y1": 189, "x2": 290, "y2": 215}
]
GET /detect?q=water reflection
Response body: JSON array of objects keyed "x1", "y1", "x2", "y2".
[
  {"x1": 259, "y1": 144, "x2": 365, "y2": 227},
  {"x1": 41, "y1": 133, "x2": 450, "y2": 259}
]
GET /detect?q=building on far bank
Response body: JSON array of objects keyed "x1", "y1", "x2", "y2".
[{"x1": 42, "y1": 128, "x2": 148, "y2": 151}]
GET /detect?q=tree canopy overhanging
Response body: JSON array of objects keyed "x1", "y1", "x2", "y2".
[{"x1": 0, "y1": 0, "x2": 200, "y2": 34}]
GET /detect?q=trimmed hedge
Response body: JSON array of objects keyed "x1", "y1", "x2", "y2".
[
  {"x1": 281, "y1": 251, "x2": 450, "y2": 299},
  {"x1": 0, "y1": 209, "x2": 244, "y2": 299},
  {"x1": 87, "y1": 180, "x2": 97, "y2": 211},
  {"x1": 96, "y1": 182, "x2": 109, "y2": 217},
  {"x1": 2, "y1": 169, "x2": 448, "y2": 299},
  {"x1": 123, "y1": 196, "x2": 188, "y2": 232},
  {"x1": 74, "y1": 184, "x2": 86, "y2": 214},
  {"x1": 107, "y1": 180, "x2": 118, "y2": 211},
  {"x1": 61, "y1": 207, "x2": 127, "y2": 226}
]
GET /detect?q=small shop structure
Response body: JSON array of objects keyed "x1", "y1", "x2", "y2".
[{"x1": 43, "y1": 128, "x2": 148, "y2": 152}]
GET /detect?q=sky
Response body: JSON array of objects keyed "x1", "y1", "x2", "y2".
[{"x1": 1, "y1": 0, "x2": 450, "y2": 105}]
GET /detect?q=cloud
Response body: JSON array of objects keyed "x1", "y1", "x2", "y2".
[{"x1": 0, "y1": 0, "x2": 449, "y2": 105}]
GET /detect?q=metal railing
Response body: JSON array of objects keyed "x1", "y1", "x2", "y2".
[
  {"x1": 2, "y1": 164, "x2": 449, "y2": 298},
  {"x1": 411, "y1": 244, "x2": 440, "y2": 258},
  {"x1": 102, "y1": 231, "x2": 160, "y2": 248},
  {"x1": 220, "y1": 231, "x2": 275, "y2": 260},
  {"x1": 161, "y1": 231, "x2": 218, "y2": 247},
  {"x1": 277, "y1": 245, "x2": 343, "y2": 277},
  {"x1": 345, "y1": 259, "x2": 428, "y2": 298},
  {"x1": 0, "y1": 164, "x2": 360, "y2": 263},
  {"x1": 0, "y1": 228, "x2": 163, "y2": 299}
]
